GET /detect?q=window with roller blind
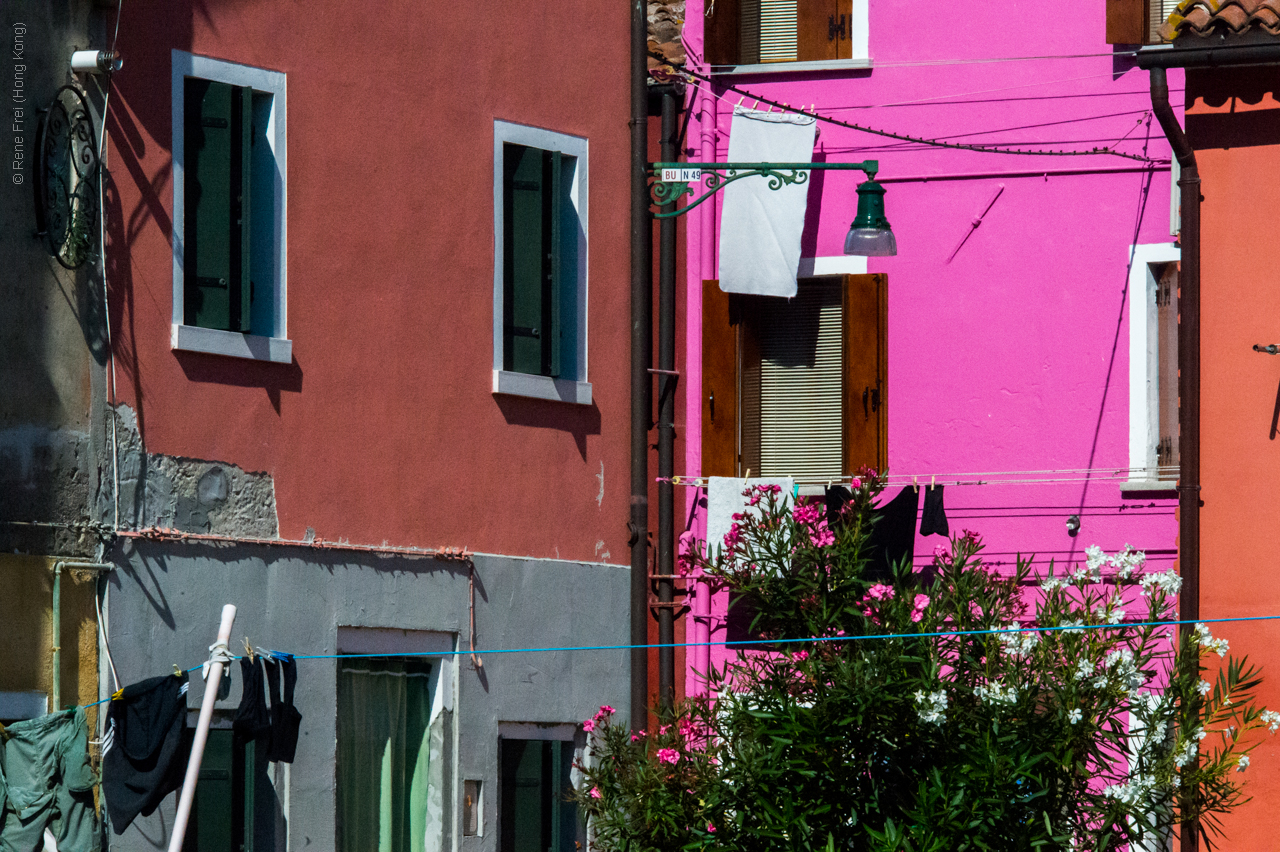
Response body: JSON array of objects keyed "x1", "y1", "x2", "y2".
[
  {"x1": 702, "y1": 275, "x2": 887, "y2": 484},
  {"x1": 704, "y1": 0, "x2": 870, "y2": 69},
  {"x1": 171, "y1": 51, "x2": 290, "y2": 363}
]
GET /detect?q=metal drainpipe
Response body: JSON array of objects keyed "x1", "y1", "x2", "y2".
[
  {"x1": 1149, "y1": 65, "x2": 1200, "y2": 852},
  {"x1": 51, "y1": 561, "x2": 115, "y2": 712},
  {"x1": 657, "y1": 86, "x2": 679, "y2": 715},
  {"x1": 630, "y1": 0, "x2": 653, "y2": 733}
]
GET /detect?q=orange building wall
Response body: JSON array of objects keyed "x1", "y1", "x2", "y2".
[{"x1": 1187, "y1": 66, "x2": 1280, "y2": 849}]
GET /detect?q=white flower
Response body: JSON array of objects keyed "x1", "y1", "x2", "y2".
[
  {"x1": 1260, "y1": 709, "x2": 1280, "y2": 733},
  {"x1": 1103, "y1": 774, "x2": 1158, "y2": 805},
  {"x1": 1068, "y1": 708, "x2": 1083, "y2": 724},
  {"x1": 1102, "y1": 649, "x2": 1146, "y2": 694},
  {"x1": 914, "y1": 689, "x2": 947, "y2": 725},
  {"x1": 1061, "y1": 619, "x2": 1086, "y2": 636},
  {"x1": 1073, "y1": 657, "x2": 1094, "y2": 682},
  {"x1": 1107, "y1": 608, "x2": 1125, "y2": 624},
  {"x1": 1197, "y1": 679, "x2": 1212, "y2": 696},
  {"x1": 998, "y1": 624, "x2": 1039, "y2": 656},
  {"x1": 1109, "y1": 546, "x2": 1147, "y2": 579},
  {"x1": 1085, "y1": 545, "x2": 1106, "y2": 570},
  {"x1": 1140, "y1": 570, "x2": 1183, "y2": 597},
  {"x1": 1193, "y1": 623, "x2": 1230, "y2": 657},
  {"x1": 974, "y1": 681, "x2": 1018, "y2": 706},
  {"x1": 1237, "y1": 755, "x2": 1250, "y2": 772},
  {"x1": 1173, "y1": 735, "x2": 1199, "y2": 769},
  {"x1": 1041, "y1": 576, "x2": 1069, "y2": 592}
]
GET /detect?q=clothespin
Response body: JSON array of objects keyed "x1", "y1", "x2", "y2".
[
  {"x1": 931, "y1": 475, "x2": 936, "y2": 491},
  {"x1": 751, "y1": 99, "x2": 760, "y2": 111},
  {"x1": 744, "y1": 468, "x2": 752, "y2": 479},
  {"x1": 736, "y1": 95, "x2": 744, "y2": 107},
  {"x1": 173, "y1": 664, "x2": 183, "y2": 678},
  {"x1": 913, "y1": 476, "x2": 919, "y2": 493},
  {"x1": 243, "y1": 637, "x2": 255, "y2": 661}
]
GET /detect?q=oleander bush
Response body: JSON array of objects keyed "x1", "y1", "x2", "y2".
[{"x1": 574, "y1": 473, "x2": 1276, "y2": 852}]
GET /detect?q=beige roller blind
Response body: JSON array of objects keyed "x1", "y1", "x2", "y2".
[{"x1": 755, "y1": 279, "x2": 844, "y2": 483}]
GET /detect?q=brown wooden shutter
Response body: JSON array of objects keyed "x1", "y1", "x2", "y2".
[
  {"x1": 842, "y1": 273, "x2": 888, "y2": 475},
  {"x1": 704, "y1": 0, "x2": 742, "y2": 65},
  {"x1": 702, "y1": 279, "x2": 740, "y2": 477},
  {"x1": 798, "y1": 0, "x2": 845, "y2": 62},
  {"x1": 1157, "y1": 263, "x2": 1179, "y2": 479},
  {"x1": 1107, "y1": 0, "x2": 1147, "y2": 43}
]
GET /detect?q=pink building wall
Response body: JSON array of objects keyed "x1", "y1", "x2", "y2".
[{"x1": 681, "y1": 0, "x2": 1182, "y2": 693}]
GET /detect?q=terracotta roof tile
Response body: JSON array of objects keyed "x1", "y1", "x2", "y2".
[
  {"x1": 1162, "y1": 0, "x2": 1280, "y2": 39},
  {"x1": 648, "y1": 0, "x2": 686, "y2": 81}
]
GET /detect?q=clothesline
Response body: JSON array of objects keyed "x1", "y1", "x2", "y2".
[
  {"x1": 661, "y1": 466, "x2": 1178, "y2": 488},
  {"x1": 84, "y1": 613, "x2": 1278, "y2": 710}
]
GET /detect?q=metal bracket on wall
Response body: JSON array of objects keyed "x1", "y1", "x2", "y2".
[{"x1": 1253, "y1": 344, "x2": 1280, "y2": 354}]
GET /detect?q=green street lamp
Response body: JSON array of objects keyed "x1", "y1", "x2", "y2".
[{"x1": 648, "y1": 158, "x2": 897, "y2": 257}]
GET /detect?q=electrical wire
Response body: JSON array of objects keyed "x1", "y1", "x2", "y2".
[{"x1": 684, "y1": 67, "x2": 1161, "y2": 162}]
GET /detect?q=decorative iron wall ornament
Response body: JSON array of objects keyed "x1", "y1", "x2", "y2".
[
  {"x1": 648, "y1": 159, "x2": 879, "y2": 218},
  {"x1": 33, "y1": 86, "x2": 100, "y2": 270}
]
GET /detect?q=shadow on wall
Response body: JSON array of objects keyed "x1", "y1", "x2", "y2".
[
  {"x1": 493, "y1": 395, "x2": 601, "y2": 461},
  {"x1": 1186, "y1": 68, "x2": 1280, "y2": 149}
]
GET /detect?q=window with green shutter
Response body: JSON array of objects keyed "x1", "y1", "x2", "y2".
[
  {"x1": 172, "y1": 52, "x2": 289, "y2": 362},
  {"x1": 503, "y1": 143, "x2": 580, "y2": 379},
  {"x1": 184, "y1": 79, "x2": 253, "y2": 333},
  {"x1": 182, "y1": 728, "x2": 257, "y2": 852},
  {"x1": 492, "y1": 123, "x2": 590, "y2": 402}
]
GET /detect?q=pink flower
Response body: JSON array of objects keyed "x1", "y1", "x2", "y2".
[
  {"x1": 914, "y1": 594, "x2": 930, "y2": 610},
  {"x1": 793, "y1": 503, "x2": 821, "y2": 525},
  {"x1": 793, "y1": 650, "x2": 809, "y2": 661},
  {"x1": 867, "y1": 583, "x2": 895, "y2": 601},
  {"x1": 659, "y1": 724, "x2": 671, "y2": 734},
  {"x1": 600, "y1": 704, "x2": 616, "y2": 715},
  {"x1": 582, "y1": 719, "x2": 596, "y2": 732},
  {"x1": 707, "y1": 823, "x2": 717, "y2": 833},
  {"x1": 850, "y1": 477, "x2": 862, "y2": 489},
  {"x1": 810, "y1": 523, "x2": 835, "y2": 548},
  {"x1": 656, "y1": 748, "x2": 681, "y2": 764},
  {"x1": 589, "y1": 786, "x2": 602, "y2": 799}
]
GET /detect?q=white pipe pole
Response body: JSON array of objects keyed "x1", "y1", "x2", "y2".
[{"x1": 168, "y1": 604, "x2": 237, "y2": 852}]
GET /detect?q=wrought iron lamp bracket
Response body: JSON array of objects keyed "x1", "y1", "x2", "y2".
[{"x1": 649, "y1": 160, "x2": 878, "y2": 219}]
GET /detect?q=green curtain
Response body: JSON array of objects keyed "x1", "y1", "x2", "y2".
[{"x1": 337, "y1": 660, "x2": 433, "y2": 852}]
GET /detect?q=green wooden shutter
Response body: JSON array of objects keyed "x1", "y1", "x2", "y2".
[
  {"x1": 183, "y1": 729, "x2": 236, "y2": 852},
  {"x1": 185, "y1": 79, "x2": 252, "y2": 333},
  {"x1": 503, "y1": 144, "x2": 561, "y2": 377}
]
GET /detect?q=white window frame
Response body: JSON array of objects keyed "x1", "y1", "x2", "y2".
[
  {"x1": 709, "y1": 0, "x2": 871, "y2": 75},
  {"x1": 170, "y1": 50, "x2": 290, "y2": 364},
  {"x1": 1124, "y1": 243, "x2": 1180, "y2": 492},
  {"x1": 492, "y1": 120, "x2": 591, "y2": 404}
]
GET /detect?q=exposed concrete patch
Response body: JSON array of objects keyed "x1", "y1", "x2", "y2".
[
  {"x1": 111, "y1": 404, "x2": 279, "y2": 538},
  {"x1": 0, "y1": 425, "x2": 99, "y2": 553}
]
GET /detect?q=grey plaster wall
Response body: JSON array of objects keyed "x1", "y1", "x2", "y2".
[
  {"x1": 106, "y1": 539, "x2": 630, "y2": 852},
  {"x1": 1, "y1": 1, "x2": 110, "y2": 557}
]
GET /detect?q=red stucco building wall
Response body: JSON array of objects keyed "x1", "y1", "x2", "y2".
[{"x1": 106, "y1": 2, "x2": 633, "y2": 563}]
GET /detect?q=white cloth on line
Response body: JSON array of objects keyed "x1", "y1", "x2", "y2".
[
  {"x1": 717, "y1": 107, "x2": 817, "y2": 298},
  {"x1": 705, "y1": 476, "x2": 794, "y2": 563}
]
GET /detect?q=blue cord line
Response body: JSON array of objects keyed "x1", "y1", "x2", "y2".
[{"x1": 82, "y1": 612, "x2": 1280, "y2": 709}]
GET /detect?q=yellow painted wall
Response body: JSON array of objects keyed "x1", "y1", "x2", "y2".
[{"x1": 0, "y1": 554, "x2": 100, "y2": 728}]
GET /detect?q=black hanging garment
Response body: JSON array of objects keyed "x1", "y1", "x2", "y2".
[
  {"x1": 823, "y1": 485, "x2": 853, "y2": 527},
  {"x1": 234, "y1": 657, "x2": 273, "y2": 751},
  {"x1": 920, "y1": 484, "x2": 950, "y2": 536},
  {"x1": 263, "y1": 656, "x2": 303, "y2": 764},
  {"x1": 865, "y1": 486, "x2": 919, "y2": 581},
  {"x1": 101, "y1": 674, "x2": 192, "y2": 835}
]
